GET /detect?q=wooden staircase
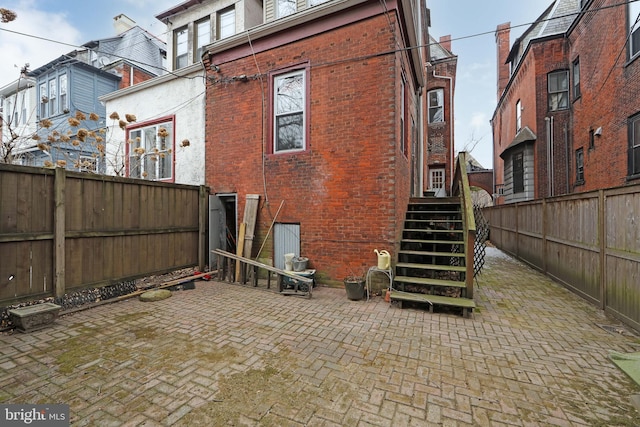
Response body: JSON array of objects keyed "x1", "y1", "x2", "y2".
[{"x1": 391, "y1": 196, "x2": 476, "y2": 317}]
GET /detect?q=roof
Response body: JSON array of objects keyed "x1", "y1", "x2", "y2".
[
  {"x1": 28, "y1": 53, "x2": 121, "y2": 81},
  {"x1": 506, "y1": 0, "x2": 580, "y2": 66},
  {"x1": 156, "y1": 0, "x2": 207, "y2": 21},
  {"x1": 82, "y1": 26, "x2": 166, "y2": 76},
  {"x1": 429, "y1": 35, "x2": 455, "y2": 62},
  {"x1": 500, "y1": 126, "x2": 537, "y2": 158}
]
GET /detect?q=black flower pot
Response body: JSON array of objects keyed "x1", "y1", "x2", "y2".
[{"x1": 344, "y1": 278, "x2": 365, "y2": 301}]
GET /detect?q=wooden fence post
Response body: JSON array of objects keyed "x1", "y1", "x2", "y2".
[
  {"x1": 198, "y1": 186, "x2": 208, "y2": 272},
  {"x1": 54, "y1": 167, "x2": 66, "y2": 298}
]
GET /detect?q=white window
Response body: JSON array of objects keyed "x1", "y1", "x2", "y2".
[
  {"x1": 128, "y1": 119, "x2": 174, "y2": 181},
  {"x1": 548, "y1": 70, "x2": 569, "y2": 111},
  {"x1": 276, "y1": 0, "x2": 296, "y2": 18},
  {"x1": 49, "y1": 79, "x2": 57, "y2": 116},
  {"x1": 39, "y1": 82, "x2": 47, "y2": 118},
  {"x1": 218, "y1": 8, "x2": 235, "y2": 39},
  {"x1": 174, "y1": 27, "x2": 188, "y2": 69},
  {"x1": 428, "y1": 89, "x2": 444, "y2": 123},
  {"x1": 195, "y1": 19, "x2": 210, "y2": 61},
  {"x1": 274, "y1": 70, "x2": 305, "y2": 153},
  {"x1": 516, "y1": 99, "x2": 522, "y2": 131},
  {"x1": 78, "y1": 155, "x2": 97, "y2": 172},
  {"x1": 59, "y1": 74, "x2": 68, "y2": 112},
  {"x1": 429, "y1": 168, "x2": 445, "y2": 190},
  {"x1": 630, "y1": 1, "x2": 640, "y2": 59}
]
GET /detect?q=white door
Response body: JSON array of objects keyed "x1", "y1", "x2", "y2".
[{"x1": 429, "y1": 168, "x2": 446, "y2": 197}]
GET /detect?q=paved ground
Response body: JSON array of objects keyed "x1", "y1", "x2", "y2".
[{"x1": 1, "y1": 247, "x2": 640, "y2": 426}]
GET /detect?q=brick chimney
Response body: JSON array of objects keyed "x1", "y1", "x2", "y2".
[
  {"x1": 439, "y1": 35, "x2": 452, "y2": 53},
  {"x1": 495, "y1": 22, "x2": 511, "y2": 100}
]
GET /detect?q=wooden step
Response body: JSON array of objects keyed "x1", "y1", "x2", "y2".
[
  {"x1": 398, "y1": 250, "x2": 465, "y2": 258},
  {"x1": 406, "y1": 209, "x2": 461, "y2": 215},
  {"x1": 404, "y1": 219, "x2": 463, "y2": 224},
  {"x1": 396, "y1": 262, "x2": 466, "y2": 272},
  {"x1": 390, "y1": 290, "x2": 475, "y2": 317},
  {"x1": 401, "y1": 238, "x2": 465, "y2": 245},
  {"x1": 394, "y1": 275, "x2": 466, "y2": 288},
  {"x1": 409, "y1": 197, "x2": 460, "y2": 204},
  {"x1": 403, "y1": 228, "x2": 463, "y2": 234}
]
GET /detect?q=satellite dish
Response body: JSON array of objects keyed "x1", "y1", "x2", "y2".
[{"x1": 98, "y1": 57, "x2": 110, "y2": 67}]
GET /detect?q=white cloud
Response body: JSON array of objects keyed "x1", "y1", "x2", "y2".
[{"x1": 0, "y1": 0, "x2": 83, "y2": 85}]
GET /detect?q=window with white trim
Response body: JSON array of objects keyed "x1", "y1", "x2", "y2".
[
  {"x1": 195, "y1": 19, "x2": 210, "y2": 61},
  {"x1": 276, "y1": 0, "x2": 296, "y2": 18},
  {"x1": 128, "y1": 119, "x2": 174, "y2": 180},
  {"x1": 516, "y1": 99, "x2": 522, "y2": 132},
  {"x1": 174, "y1": 27, "x2": 188, "y2": 69},
  {"x1": 548, "y1": 70, "x2": 569, "y2": 111},
  {"x1": 39, "y1": 82, "x2": 47, "y2": 118},
  {"x1": 630, "y1": 1, "x2": 640, "y2": 59},
  {"x1": 274, "y1": 70, "x2": 305, "y2": 153},
  {"x1": 59, "y1": 74, "x2": 68, "y2": 112},
  {"x1": 428, "y1": 88, "x2": 444, "y2": 123},
  {"x1": 218, "y1": 7, "x2": 235, "y2": 39},
  {"x1": 49, "y1": 79, "x2": 57, "y2": 116}
]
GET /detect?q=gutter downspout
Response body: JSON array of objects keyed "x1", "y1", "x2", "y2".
[
  {"x1": 545, "y1": 116, "x2": 554, "y2": 197},
  {"x1": 432, "y1": 70, "x2": 454, "y2": 195}
]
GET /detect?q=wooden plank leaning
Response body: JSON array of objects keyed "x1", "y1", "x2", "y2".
[{"x1": 212, "y1": 249, "x2": 313, "y2": 298}]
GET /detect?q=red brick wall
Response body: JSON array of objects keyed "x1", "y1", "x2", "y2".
[
  {"x1": 568, "y1": 0, "x2": 640, "y2": 191},
  {"x1": 204, "y1": 14, "x2": 416, "y2": 284},
  {"x1": 114, "y1": 63, "x2": 157, "y2": 89},
  {"x1": 531, "y1": 39, "x2": 571, "y2": 198},
  {"x1": 426, "y1": 58, "x2": 456, "y2": 193},
  {"x1": 494, "y1": 0, "x2": 640, "y2": 203}
]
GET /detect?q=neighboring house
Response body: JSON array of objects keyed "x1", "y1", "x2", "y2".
[
  {"x1": 0, "y1": 74, "x2": 37, "y2": 163},
  {"x1": 492, "y1": 0, "x2": 640, "y2": 204},
  {"x1": 102, "y1": 0, "x2": 264, "y2": 185},
  {"x1": 426, "y1": 34, "x2": 457, "y2": 197},
  {"x1": 202, "y1": 0, "x2": 431, "y2": 283},
  {"x1": 12, "y1": 15, "x2": 165, "y2": 171}
]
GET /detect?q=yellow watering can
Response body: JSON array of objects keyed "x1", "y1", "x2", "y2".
[{"x1": 374, "y1": 249, "x2": 391, "y2": 270}]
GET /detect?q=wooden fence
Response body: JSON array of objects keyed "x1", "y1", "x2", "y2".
[
  {"x1": 0, "y1": 164, "x2": 208, "y2": 306},
  {"x1": 484, "y1": 184, "x2": 640, "y2": 332}
]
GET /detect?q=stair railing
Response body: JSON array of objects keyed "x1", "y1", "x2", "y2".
[{"x1": 451, "y1": 152, "x2": 476, "y2": 299}]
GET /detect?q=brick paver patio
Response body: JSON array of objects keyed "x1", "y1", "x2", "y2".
[{"x1": 1, "y1": 247, "x2": 640, "y2": 426}]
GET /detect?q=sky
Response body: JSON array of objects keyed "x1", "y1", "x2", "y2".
[
  {"x1": 0, "y1": 0, "x2": 558, "y2": 169},
  {"x1": 428, "y1": 0, "x2": 555, "y2": 168}
]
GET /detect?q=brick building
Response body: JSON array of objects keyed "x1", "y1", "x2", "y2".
[
  {"x1": 203, "y1": 0, "x2": 430, "y2": 284},
  {"x1": 426, "y1": 35, "x2": 457, "y2": 197},
  {"x1": 492, "y1": 0, "x2": 640, "y2": 204}
]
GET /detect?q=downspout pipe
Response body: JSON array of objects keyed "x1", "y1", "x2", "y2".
[{"x1": 432, "y1": 70, "x2": 454, "y2": 195}]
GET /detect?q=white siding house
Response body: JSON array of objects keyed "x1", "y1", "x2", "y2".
[{"x1": 100, "y1": 66, "x2": 206, "y2": 185}]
